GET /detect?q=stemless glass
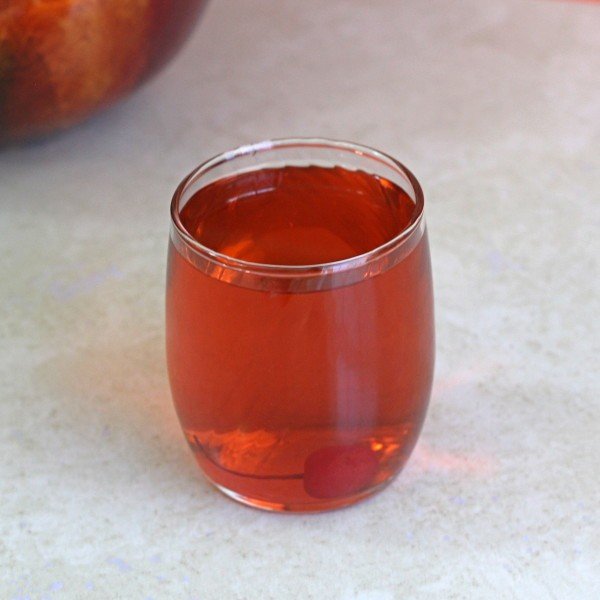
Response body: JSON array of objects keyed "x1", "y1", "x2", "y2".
[{"x1": 166, "y1": 138, "x2": 435, "y2": 512}]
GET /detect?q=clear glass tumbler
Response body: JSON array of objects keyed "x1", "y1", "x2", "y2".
[{"x1": 166, "y1": 138, "x2": 434, "y2": 512}]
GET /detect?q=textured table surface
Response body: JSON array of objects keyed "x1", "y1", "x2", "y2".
[{"x1": 1, "y1": 0, "x2": 599, "y2": 598}]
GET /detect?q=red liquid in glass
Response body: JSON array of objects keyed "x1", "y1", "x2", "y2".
[{"x1": 166, "y1": 165, "x2": 434, "y2": 511}]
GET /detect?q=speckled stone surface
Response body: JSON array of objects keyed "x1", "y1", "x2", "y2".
[{"x1": 1, "y1": 0, "x2": 598, "y2": 598}]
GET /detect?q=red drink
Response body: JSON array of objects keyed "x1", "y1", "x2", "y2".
[{"x1": 167, "y1": 140, "x2": 434, "y2": 511}]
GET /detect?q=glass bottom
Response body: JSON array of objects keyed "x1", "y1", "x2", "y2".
[{"x1": 209, "y1": 476, "x2": 396, "y2": 513}]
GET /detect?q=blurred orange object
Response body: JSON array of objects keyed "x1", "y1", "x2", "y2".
[{"x1": 0, "y1": 0, "x2": 207, "y2": 142}]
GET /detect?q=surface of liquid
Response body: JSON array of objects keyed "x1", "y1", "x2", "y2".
[
  {"x1": 178, "y1": 165, "x2": 417, "y2": 265},
  {"x1": 167, "y1": 165, "x2": 434, "y2": 511}
]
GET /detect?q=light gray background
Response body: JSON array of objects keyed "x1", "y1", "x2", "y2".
[{"x1": 1, "y1": 0, "x2": 598, "y2": 598}]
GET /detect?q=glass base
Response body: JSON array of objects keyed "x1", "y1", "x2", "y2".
[{"x1": 210, "y1": 477, "x2": 395, "y2": 513}]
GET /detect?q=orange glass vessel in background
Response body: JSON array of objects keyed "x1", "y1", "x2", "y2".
[
  {"x1": 166, "y1": 139, "x2": 435, "y2": 512},
  {"x1": 0, "y1": 0, "x2": 207, "y2": 142}
]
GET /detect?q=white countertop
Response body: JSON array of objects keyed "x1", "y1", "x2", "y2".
[{"x1": 1, "y1": 0, "x2": 598, "y2": 598}]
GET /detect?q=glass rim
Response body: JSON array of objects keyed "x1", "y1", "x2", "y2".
[{"x1": 170, "y1": 137, "x2": 425, "y2": 277}]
